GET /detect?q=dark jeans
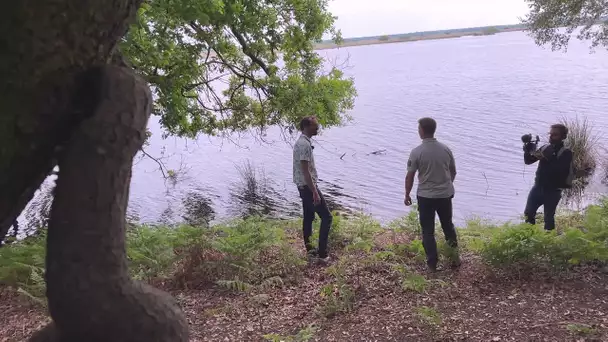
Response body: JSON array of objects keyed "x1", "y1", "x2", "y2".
[
  {"x1": 298, "y1": 185, "x2": 332, "y2": 258},
  {"x1": 524, "y1": 184, "x2": 562, "y2": 231},
  {"x1": 417, "y1": 196, "x2": 458, "y2": 268}
]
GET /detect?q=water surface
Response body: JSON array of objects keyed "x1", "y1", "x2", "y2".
[{"x1": 22, "y1": 31, "x2": 608, "y2": 229}]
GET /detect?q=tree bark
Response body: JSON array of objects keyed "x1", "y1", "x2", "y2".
[
  {"x1": 0, "y1": 0, "x2": 143, "y2": 243},
  {"x1": 29, "y1": 65, "x2": 189, "y2": 341},
  {"x1": 0, "y1": 1, "x2": 189, "y2": 339}
]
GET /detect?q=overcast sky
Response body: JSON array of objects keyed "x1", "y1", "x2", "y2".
[{"x1": 327, "y1": 0, "x2": 531, "y2": 38}]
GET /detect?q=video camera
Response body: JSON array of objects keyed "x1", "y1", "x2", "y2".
[{"x1": 521, "y1": 133, "x2": 540, "y2": 153}]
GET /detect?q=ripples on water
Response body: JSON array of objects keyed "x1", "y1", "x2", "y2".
[{"x1": 17, "y1": 31, "x2": 608, "y2": 231}]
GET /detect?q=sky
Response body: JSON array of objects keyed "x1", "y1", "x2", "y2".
[{"x1": 327, "y1": 0, "x2": 532, "y2": 38}]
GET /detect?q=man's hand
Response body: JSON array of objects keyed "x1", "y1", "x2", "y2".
[
  {"x1": 313, "y1": 189, "x2": 321, "y2": 206},
  {"x1": 405, "y1": 171, "x2": 415, "y2": 207},
  {"x1": 533, "y1": 144, "x2": 554, "y2": 161},
  {"x1": 404, "y1": 195, "x2": 412, "y2": 206}
]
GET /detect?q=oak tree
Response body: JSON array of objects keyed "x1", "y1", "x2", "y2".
[
  {"x1": 122, "y1": 0, "x2": 356, "y2": 138},
  {"x1": 1, "y1": 0, "x2": 355, "y2": 340},
  {"x1": 1, "y1": 0, "x2": 356, "y2": 244},
  {"x1": 523, "y1": 0, "x2": 608, "y2": 51}
]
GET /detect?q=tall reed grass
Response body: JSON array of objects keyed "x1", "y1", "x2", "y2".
[{"x1": 558, "y1": 115, "x2": 601, "y2": 204}]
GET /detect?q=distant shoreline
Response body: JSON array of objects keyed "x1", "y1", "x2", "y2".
[{"x1": 313, "y1": 25, "x2": 526, "y2": 51}]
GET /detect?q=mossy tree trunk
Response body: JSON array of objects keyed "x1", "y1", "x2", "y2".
[
  {"x1": 29, "y1": 65, "x2": 188, "y2": 342},
  {"x1": 0, "y1": 0, "x2": 140, "y2": 241},
  {"x1": 0, "y1": 1, "x2": 189, "y2": 340}
]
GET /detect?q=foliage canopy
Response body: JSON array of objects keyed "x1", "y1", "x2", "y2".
[
  {"x1": 120, "y1": 0, "x2": 357, "y2": 138},
  {"x1": 523, "y1": 0, "x2": 608, "y2": 51}
]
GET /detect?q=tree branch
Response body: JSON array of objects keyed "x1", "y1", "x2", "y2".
[
  {"x1": 140, "y1": 148, "x2": 168, "y2": 178},
  {"x1": 229, "y1": 25, "x2": 271, "y2": 76}
]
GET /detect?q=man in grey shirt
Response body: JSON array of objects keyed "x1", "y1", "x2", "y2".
[
  {"x1": 293, "y1": 116, "x2": 332, "y2": 263},
  {"x1": 404, "y1": 117, "x2": 460, "y2": 272}
]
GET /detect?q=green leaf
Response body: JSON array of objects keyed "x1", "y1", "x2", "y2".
[{"x1": 120, "y1": 0, "x2": 357, "y2": 138}]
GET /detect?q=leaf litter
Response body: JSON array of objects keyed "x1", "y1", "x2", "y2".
[{"x1": 1, "y1": 230, "x2": 608, "y2": 342}]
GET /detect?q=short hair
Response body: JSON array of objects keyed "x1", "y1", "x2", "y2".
[
  {"x1": 551, "y1": 123, "x2": 568, "y2": 138},
  {"x1": 299, "y1": 116, "x2": 316, "y2": 131},
  {"x1": 418, "y1": 117, "x2": 437, "y2": 136}
]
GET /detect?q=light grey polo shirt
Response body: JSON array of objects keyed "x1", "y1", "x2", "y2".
[
  {"x1": 293, "y1": 134, "x2": 318, "y2": 187},
  {"x1": 407, "y1": 138, "x2": 456, "y2": 199}
]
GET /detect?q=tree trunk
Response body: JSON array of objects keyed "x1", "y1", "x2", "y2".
[
  {"x1": 0, "y1": 0, "x2": 143, "y2": 243},
  {"x1": 29, "y1": 65, "x2": 189, "y2": 341},
  {"x1": 0, "y1": 1, "x2": 189, "y2": 340}
]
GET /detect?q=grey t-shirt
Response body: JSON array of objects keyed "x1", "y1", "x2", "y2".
[
  {"x1": 407, "y1": 138, "x2": 456, "y2": 198},
  {"x1": 292, "y1": 134, "x2": 318, "y2": 187}
]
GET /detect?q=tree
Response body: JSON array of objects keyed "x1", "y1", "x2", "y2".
[
  {"x1": 522, "y1": 0, "x2": 608, "y2": 51},
  {"x1": 1, "y1": 0, "x2": 356, "y2": 242},
  {"x1": 482, "y1": 26, "x2": 500, "y2": 35},
  {"x1": 29, "y1": 65, "x2": 189, "y2": 342},
  {"x1": 121, "y1": 0, "x2": 356, "y2": 138},
  {"x1": 2, "y1": 1, "x2": 189, "y2": 341},
  {"x1": 0, "y1": 0, "x2": 151, "y2": 246},
  {"x1": 1, "y1": 0, "x2": 355, "y2": 340}
]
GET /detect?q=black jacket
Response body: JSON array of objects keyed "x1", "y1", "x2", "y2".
[{"x1": 524, "y1": 142, "x2": 573, "y2": 189}]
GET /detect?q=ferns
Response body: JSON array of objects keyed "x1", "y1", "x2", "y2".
[
  {"x1": 216, "y1": 279, "x2": 253, "y2": 292},
  {"x1": 263, "y1": 324, "x2": 318, "y2": 342},
  {"x1": 480, "y1": 203, "x2": 608, "y2": 272},
  {"x1": 127, "y1": 224, "x2": 207, "y2": 281},
  {"x1": 401, "y1": 273, "x2": 428, "y2": 293},
  {"x1": 3, "y1": 200, "x2": 608, "y2": 312},
  {"x1": 260, "y1": 276, "x2": 284, "y2": 290},
  {"x1": 0, "y1": 233, "x2": 47, "y2": 305},
  {"x1": 216, "y1": 276, "x2": 284, "y2": 293}
]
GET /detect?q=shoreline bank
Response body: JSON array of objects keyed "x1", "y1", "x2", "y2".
[{"x1": 313, "y1": 27, "x2": 525, "y2": 51}]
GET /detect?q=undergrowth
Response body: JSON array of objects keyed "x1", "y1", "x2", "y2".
[
  {"x1": 470, "y1": 199, "x2": 608, "y2": 272},
  {"x1": 1, "y1": 198, "x2": 607, "y2": 313}
]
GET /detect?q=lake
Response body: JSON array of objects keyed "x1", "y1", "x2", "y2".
[{"x1": 19, "y1": 30, "x2": 608, "y2": 230}]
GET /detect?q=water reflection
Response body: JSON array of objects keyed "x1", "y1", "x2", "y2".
[
  {"x1": 7, "y1": 148, "x2": 603, "y2": 237},
  {"x1": 228, "y1": 160, "x2": 288, "y2": 218},
  {"x1": 3, "y1": 161, "x2": 361, "y2": 241},
  {"x1": 159, "y1": 205, "x2": 175, "y2": 225},
  {"x1": 182, "y1": 190, "x2": 216, "y2": 227},
  {"x1": 319, "y1": 181, "x2": 358, "y2": 215},
  {"x1": 224, "y1": 160, "x2": 360, "y2": 220}
]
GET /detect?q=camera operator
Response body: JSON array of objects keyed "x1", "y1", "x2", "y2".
[{"x1": 522, "y1": 124, "x2": 573, "y2": 231}]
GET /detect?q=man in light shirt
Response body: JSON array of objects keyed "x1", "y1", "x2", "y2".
[
  {"x1": 293, "y1": 116, "x2": 332, "y2": 263},
  {"x1": 404, "y1": 117, "x2": 460, "y2": 272}
]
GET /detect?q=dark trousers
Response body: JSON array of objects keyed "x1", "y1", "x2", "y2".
[
  {"x1": 417, "y1": 196, "x2": 458, "y2": 268},
  {"x1": 524, "y1": 184, "x2": 562, "y2": 231},
  {"x1": 298, "y1": 185, "x2": 332, "y2": 258}
]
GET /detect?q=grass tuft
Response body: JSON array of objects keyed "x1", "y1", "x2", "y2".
[{"x1": 558, "y1": 115, "x2": 601, "y2": 204}]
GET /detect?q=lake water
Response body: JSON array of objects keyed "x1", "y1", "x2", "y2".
[{"x1": 19, "y1": 30, "x2": 608, "y2": 230}]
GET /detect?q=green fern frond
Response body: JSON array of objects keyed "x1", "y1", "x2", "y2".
[
  {"x1": 17, "y1": 287, "x2": 47, "y2": 307},
  {"x1": 260, "y1": 276, "x2": 284, "y2": 290},
  {"x1": 216, "y1": 279, "x2": 252, "y2": 292}
]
